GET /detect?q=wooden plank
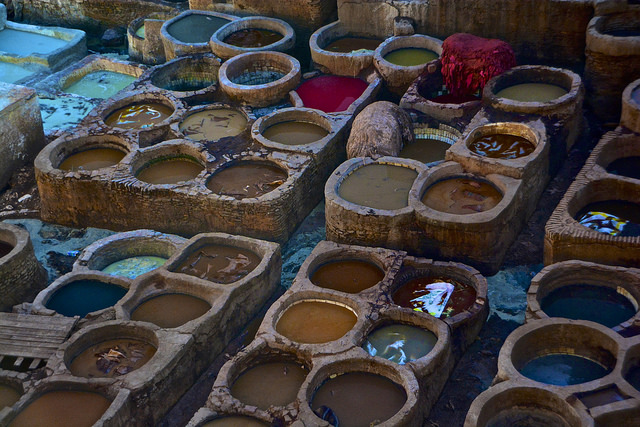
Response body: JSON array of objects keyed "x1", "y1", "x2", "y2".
[
  {"x1": 0, "y1": 345, "x2": 55, "y2": 359},
  {"x1": 0, "y1": 313, "x2": 77, "y2": 325},
  {"x1": 13, "y1": 357, "x2": 24, "y2": 369},
  {"x1": 0, "y1": 329, "x2": 72, "y2": 341},
  {"x1": 29, "y1": 358, "x2": 41, "y2": 370},
  {"x1": 0, "y1": 319, "x2": 76, "y2": 331}
]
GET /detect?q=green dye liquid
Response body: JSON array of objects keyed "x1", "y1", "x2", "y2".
[
  {"x1": 495, "y1": 83, "x2": 567, "y2": 103},
  {"x1": 102, "y1": 256, "x2": 167, "y2": 279},
  {"x1": 135, "y1": 25, "x2": 145, "y2": 39},
  {"x1": 384, "y1": 48, "x2": 438, "y2": 66},
  {"x1": 0, "y1": 62, "x2": 35, "y2": 84},
  {"x1": 64, "y1": 71, "x2": 136, "y2": 99}
]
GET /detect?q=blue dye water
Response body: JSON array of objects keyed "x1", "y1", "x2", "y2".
[
  {"x1": 45, "y1": 280, "x2": 127, "y2": 317},
  {"x1": 540, "y1": 284, "x2": 636, "y2": 328},
  {"x1": 519, "y1": 354, "x2": 611, "y2": 386}
]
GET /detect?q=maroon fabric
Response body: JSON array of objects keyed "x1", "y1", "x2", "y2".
[{"x1": 440, "y1": 33, "x2": 516, "y2": 97}]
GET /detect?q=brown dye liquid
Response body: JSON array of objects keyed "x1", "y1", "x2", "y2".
[
  {"x1": 207, "y1": 163, "x2": 287, "y2": 199},
  {"x1": 0, "y1": 384, "x2": 20, "y2": 409},
  {"x1": 310, "y1": 259, "x2": 384, "y2": 293},
  {"x1": 311, "y1": 372, "x2": 407, "y2": 427},
  {"x1": 261, "y1": 121, "x2": 329, "y2": 145},
  {"x1": 468, "y1": 134, "x2": 536, "y2": 159},
  {"x1": 104, "y1": 102, "x2": 173, "y2": 129},
  {"x1": 276, "y1": 301, "x2": 357, "y2": 344},
  {"x1": 223, "y1": 28, "x2": 283, "y2": 47},
  {"x1": 338, "y1": 164, "x2": 418, "y2": 210},
  {"x1": 179, "y1": 108, "x2": 247, "y2": 142},
  {"x1": 176, "y1": 244, "x2": 260, "y2": 283},
  {"x1": 399, "y1": 138, "x2": 451, "y2": 164},
  {"x1": 8, "y1": 390, "x2": 111, "y2": 427},
  {"x1": 58, "y1": 148, "x2": 125, "y2": 171},
  {"x1": 131, "y1": 293, "x2": 211, "y2": 328},
  {"x1": 136, "y1": 158, "x2": 203, "y2": 185},
  {"x1": 230, "y1": 362, "x2": 308, "y2": 409},
  {"x1": 324, "y1": 37, "x2": 382, "y2": 53},
  {"x1": 422, "y1": 177, "x2": 503, "y2": 215},
  {"x1": 0, "y1": 241, "x2": 14, "y2": 259},
  {"x1": 393, "y1": 276, "x2": 477, "y2": 318},
  {"x1": 69, "y1": 338, "x2": 156, "y2": 378},
  {"x1": 495, "y1": 83, "x2": 568, "y2": 103},
  {"x1": 202, "y1": 417, "x2": 269, "y2": 427}
]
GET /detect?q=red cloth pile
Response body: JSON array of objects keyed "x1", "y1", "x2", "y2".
[{"x1": 440, "y1": 33, "x2": 516, "y2": 97}]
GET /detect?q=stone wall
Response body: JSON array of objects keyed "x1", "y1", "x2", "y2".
[{"x1": 337, "y1": 0, "x2": 594, "y2": 69}]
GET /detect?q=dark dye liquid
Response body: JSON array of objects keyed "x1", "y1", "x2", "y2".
[
  {"x1": 45, "y1": 280, "x2": 128, "y2": 317},
  {"x1": 207, "y1": 162, "x2": 287, "y2": 199},
  {"x1": 422, "y1": 177, "x2": 503, "y2": 215},
  {"x1": 167, "y1": 14, "x2": 231, "y2": 43},
  {"x1": 131, "y1": 293, "x2": 211, "y2": 328},
  {"x1": 486, "y1": 408, "x2": 570, "y2": 427},
  {"x1": 606, "y1": 156, "x2": 640, "y2": 180},
  {"x1": 176, "y1": 244, "x2": 261, "y2": 283},
  {"x1": 223, "y1": 28, "x2": 283, "y2": 47},
  {"x1": 468, "y1": 134, "x2": 536, "y2": 159},
  {"x1": 540, "y1": 284, "x2": 636, "y2": 328},
  {"x1": 399, "y1": 138, "x2": 451, "y2": 164},
  {"x1": 310, "y1": 259, "x2": 384, "y2": 293},
  {"x1": 393, "y1": 276, "x2": 476, "y2": 318},
  {"x1": 161, "y1": 78, "x2": 216, "y2": 92},
  {"x1": 296, "y1": 75, "x2": 368, "y2": 113},
  {"x1": 230, "y1": 361, "x2": 308, "y2": 409},
  {"x1": 69, "y1": 338, "x2": 156, "y2": 378},
  {"x1": 323, "y1": 36, "x2": 382, "y2": 53},
  {"x1": 633, "y1": 88, "x2": 640, "y2": 105},
  {"x1": 605, "y1": 29, "x2": 640, "y2": 37},
  {"x1": 575, "y1": 200, "x2": 640, "y2": 237},
  {"x1": 519, "y1": 354, "x2": 611, "y2": 386},
  {"x1": 625, "y1": 364, "x2": 640, "y2": 391},
  {"x1": 0, "y1": 241, "x2": 14, "y2": 259}
]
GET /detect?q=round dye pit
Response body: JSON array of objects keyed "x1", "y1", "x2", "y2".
[
  {"x1": 202, "y1": 417, "x2": 269, "y2": 427},
  {"x1": 135, "y1": 24, "x2": 145, "y2": 39},
  {"x1": 383, "y1": 48, "x2": 438, "y2": 67},
  {"x1": 0, "y1": 241, "x2": 14, "y2": 259},
  {"x1": 58, "y1": 148, "x2": 125, "y2": 172},
  {"x1": 338, "y1": 164, "x2": 417, "y2": 210},
  {"x1": 102, "y1": 256, "x2": 167, "y2": 279},
  {"x1": 104, "y1": 102, "x2": 173, "y2": 129},
  {"x1": 575, "y1": 200, "x2": 640, "y2": 237},
  {"x1": 606, "y1": 156, "x2": 640, "y2": 180},
  {"x1": 296, "y1": 75, "x2": 369, "y2": 113},
  {"x1": 175, "y1": 244, "x2": 260, "y2": 283},
  {"x1": 468, "y1": 134, "x2": 536, "y2": 159},
  {"x1": 393, "y1": 276, "x2": 477, "y2": 318},
  {"x1": 399, "y1": 138, "x2": 451, "y2": 164},
  {"x1": 230, "y1": 361, "x2": 308, "y2": 409},
  {"x1": 310, "y1": 259, "x2": 384, "y2": 293},
  {"x1": 131, "y1": 293, "x2": 211, "y2": 328},
  {"x1": 207, "y1": 162, "x2": 287, "y2": 199},
  {"x1": 8, "y1": 390, "x2": 111, "y2": 427},
  {"x1": 160, "y1": 78, "x2": 216, "y2": 92},
  {"x1": 604, "y1": 28, "x2": 640, "y2": 37},
  {"x1": 540, "y1": 284, "x2": 636, "y2": 328},
  {"x1": 0, "y1": 384, "x2": 21, "y2": 410},
  {"x1": 63, "y1": 71, "x2": 136, "y2": 100},
  {"x1": 519, "y1": 354, "x2": 611, "y2": 386},
  {"x1": 422, "y1": 177, "x2": 503, "y2": 215},
  {"x1": 362, "y1": 324, "x2": 437, "y2": 364},
  {"x1": 230, "y1": 69, "x2": 285, "y2": 86},
  {"x1": 166, "y1": 14, "x2": 231, "y2": 44},
  {"x1": 223, "y1": 29, "x2": 283, "y2": 48},
  {"x1": 69, "y1": 338, "x2": 156, "y2": 378},
  {"x1": 179, "y1": 108, "x2": 247, "y2": 142},
  {"x1": 276, "y1": 300, "x2": 357, "y2": 344},
  {"x1": 323, "y1": 36, "x2": 382, "y2": 53},
  {"x1": 311, "y1": 372, "x2": 407, "y2": 427},
  {"x1": 261, "y1": 121, "x2": 328, "y2": 146},
  {"x1": 495, "y1": 83, "x2": 568, "y2": 103},
  {"x1": 136, "y1": 158, "x2": 204, "y2": 185},
  {"x1": 45, "y1": 280, "x2": 128, "y2": 317},
  {"x1": 624, "y1": 363, "x2": 640, "y2": 391},
  {"x1": 485, "y1": 408, "x2": 571, "y2": 427}
]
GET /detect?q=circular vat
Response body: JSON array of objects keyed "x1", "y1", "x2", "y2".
[
  {"x1": 219, "y1": 51, "x2": 301, "y2": 108},
  {"x1": 207, "y1": 159, "x2": 288, "y2": 200},
  {"x1": 594, "y1": 133, "x2": 640, "y2": 181},
  {"x1": 63, "y1": 324, "x2": 157, "y2": 378},
  {"x1": 75, "y1": 230, "x2": 186, "y2": 279},
  {"x1": 163, "y1": 10, "x2": 234, "y2": 45},
  {"x1": 622, "y1": 342, "x2": 640, "y2": 393},
  {"x1": 101, "y1": 94, "x2": 178, "y2": 130},
  {"x1": 466, "y1": 383, "x2": 589, "y2": 427},
  {"x1": 60, "y1": 66, "x2": 139, "y2": 100},
  {"x1": 275, "y1": 298, "x2": 359, "y2": 345},
  {"x1": 0, "y1": 227, "x2": 17, "y2": 261},
  {"x1": 0, "y1": 378, "x2": 23, "y2": 411},
  {"x1": 294, "y1": 74, "x2": 369, "y2": 114},
  {"x1": 374, "y1": 35, "x2": 443, "y2": 96},
  {"x1": 131, "y1": 142, "x2": 207, "y2": 186},
  {"x1": 37, "y1": 273, "x2": 130, "y2": 318},
  {"x1": 337, "y1": 161, "x2": 419, "y2": 211},
  {"x1": 304, "y1": 359, "x2": 418, "y2": 427},
  {"x1": 464, "y1": 122, "x2": 539, "y2": 160},
  {"x1": 483, "y1": 65, "x2": 582, "y2": 114},
  {"x1": 6, "y1": 384, "x2": 113, "y2": 427},
  {"x1": 399, "y1": 124, "x2": 460, "y2": 165},
  {"x1": 178, "y1": 105, "x2": 250, "y2": 142},
  {"x1": 309, "y1": 256, "x2": 385, "y2": 294},
  {"x1": 210, "y1": 16, "x2": 295, "y2": 59},
  {"x1": 420, "y1": 174, "x2": 504, "y2": 215},
  {"x1": 622, "y1": 78, "x2": 640, "y2": 133},
  {"x1": 224, "y1": 348, "x2": 310, "y2": 410},
  {"x1": 252, "y1": 108, "x2": 332, "y2": 149},
  {"x1": 146, "y1": 54, "x2": 219, "y2": 93},
  {"x1": 503, "y1": 320, "x2": 619, "y2": 387},
  {"x1": 49, "y1": 135, "x2": 130, "y2": 173}
]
